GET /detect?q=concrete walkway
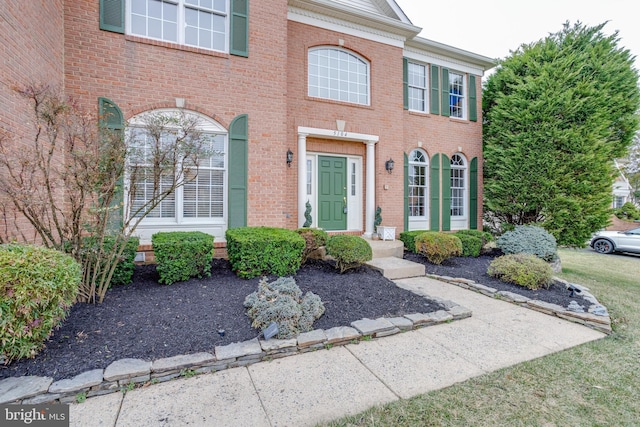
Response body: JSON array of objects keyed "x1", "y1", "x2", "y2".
[{"x1": 69, "y1": 277, "x2": 606, "y2": 427}]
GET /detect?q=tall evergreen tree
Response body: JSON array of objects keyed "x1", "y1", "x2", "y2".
[{"x1": 483, "y1": 22, "x2": 640, "y2": 246}]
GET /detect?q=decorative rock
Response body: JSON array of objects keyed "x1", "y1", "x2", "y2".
[
  {"x1": 152, "y1": 352, "x2": 215, "y2": 374},
  {"x1": 259, "y1": 338, "x2": 297, "y2": 352},
  {"x1": 403, "y1": 313, "x2": 435, "y2": 326},
  {"x1": 49, "y1": 369, "x2": 104, "y2": 393},
  {"x1": 496, "y1": 291, "x2": 531, "y2": 304},
  {"x1": 580, "y1": 291, "x2": 599, "y2": 305},
  {"x1": 325, "y1": 326, "x2": 360, "y2": 344},
  {"x1": 103, "y1": 359, "x2": 151, "y2": 382},
  {"x1": 468, "y1": 283, "x2": 497, "y2": 296},
  {"x1": 0, "y1": 376, "x2": 53, "y2": 404},
  {"x1": 549, "y1": 257, "x2": 562, "y2": 273},
  {"x1": 351, "y1": 318, "x2": 396, "y2": 336},
  {"x1": 448, "y1": 305, "x2": 472, "y2": 320},
  {"x1": 215, "y1": 338, "x2": 262, "y2": 361},
  {"x1": 566, "y1": 301, "x2": 585, "y2": 313},
  {"x1": 297, "y1": 329, "x2": 327, "y2": 348},
  {"x1": 589, "y1": 304, "x2": 609, "y2": 317},
  {"x1": 527, "y1": 300, "x2": 566, "y2": 315},
  {"x1": 387, "y1": 317, "x2": 413, "y2": 331}
]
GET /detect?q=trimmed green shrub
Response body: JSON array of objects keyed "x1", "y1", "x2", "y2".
[
  {"x1": 497, "y1": 225, "x2": 558, "y2": 262},
  {"x1": 399, "y1": 230, "x2": 430, "y2": 253},
  {"x1": 487, "y1": 253, "x2": 553, "y2": 290},
  {"x1": 77, "y1": 235, "x2": 139, "y2": 287},
  {"x1": 455, "y1": 229, "x2": 494, "y2": 246},
  {"x1": 226, "y1": 227, "x2": 305, "y2": 279},
  {"x1": 415, "y1": 232, "x2": 463, "y2": 265},
  {"x1": 325, "y1": 235, "x2": 372, "y2": 273},
  {"x1": 455, "y1": 233, "x2": 483, "y2": 257},
  {"x1": 152, "y1": 231, "x2": 214, "y2": 285},
  {"x1": 295, "y1": 228, "x2": 329, "y2": 264},
  {"x1": 614, "y1": 202, "x2": 640, "y2": 221},
  {"x1": 244, "y1": 277, "x2": 325, "y2": 339},
  {"x1": 0, "y1": 244, "x2": 80, "y2": 362}
]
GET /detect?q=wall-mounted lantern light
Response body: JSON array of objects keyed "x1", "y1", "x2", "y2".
[
  {"x1": 385, "y1": 158, "x2": 395, "y2": 174},
  {"x1": 286, "y1": 149, "x2": 293, "y2": 167}
]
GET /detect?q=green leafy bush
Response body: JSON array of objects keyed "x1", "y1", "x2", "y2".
[
  {"x1": 152, "y1": 231, "x2": 214, "y2": 285},
  {"x1": 226, "y1": 227, "x2": 305, "y2": 279},
  {"x1": 455, "y1": 229, "x2": 494, "y2": 245},
  {"x1": 455, "y1": 233, "x2": 483, "y2": 257},
  {"x1": 399, "y1": 230, "x2": 430, "y2": 253},
  {"x1": 295, "y1": 228, "x2": 329, "y2": 264},
  {"x1": 614, "y1": 202, "x2": 640, "y2": 221},
  {"x1": 487, "y1": 253, "x2": 553, "y2": 290},
  {"x1": 244, "y1": 277, "x2": 325, "y2": 339},
  {"x1": 415, "y1": 232, "x2": 462, "y2": 265},
  {"x1": 325, "y1": 235, "x2": 373, "y2": 273},
  {"x1": 496, "y1": 225, "x2": 558, "y2": 262},
  {"x1": 0, "y1": 244, "x2": 80, "y2": 362}
]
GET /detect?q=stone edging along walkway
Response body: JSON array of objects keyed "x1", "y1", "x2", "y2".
[
  {"x1": 0, "y1": 303, "x2": 472, "y2": 405},
  {"x1": 1, "y1": 274, "x2": 612, "y2": 406},
  {"x1": 426, "y1": 274, "x2": 612, "y2": 335}
]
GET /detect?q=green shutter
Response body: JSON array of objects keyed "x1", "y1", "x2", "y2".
[
  {"x1": 228, "y1": 114, "x2": 248, "y2": 228},
  {"x1": 430, "y1": 153, "x2": 440, "y2": 231},
  {"x1": 98, "y1": 98, "x2": 124, "y2": 229},
  {"x1": 404, "y1": 152, "x2": 409, "y2": 231},
  {"x1": 468, "y1": 75, "x2": 477, "y2": 122},
  {"x1": 230, "y1": 0, "x2": 249, "y2": 57},
  {"x1": 441, "y1": 154, "x2": 451, "y2": 231},
  {"x1": 100, "y1": 0, "x2": 125, "y2": 34},
  {"x1": 430, "y1": 65, "x2": 440, "y2": 115},
  {"x1": 441, "y1": 68, "x2": 450, "y2": 117},
  {"x1": 402, "y1": 58, "x2": 409, "y2": 110},
  {"x1": 470, "y1": 157, "x2": 478, "y2": 229}
]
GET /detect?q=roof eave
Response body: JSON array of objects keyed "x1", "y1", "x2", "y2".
[{"x1": 407, "y1": 36, "x2": 497, "y2": 71}]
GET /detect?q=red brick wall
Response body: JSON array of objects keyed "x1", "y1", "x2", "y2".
[
  {"x1": 0, "y1": 0, "x2": 65, "y2": 242},
  {"x1": 63, "y1": 0, "x2": 291, "y2": 228}
]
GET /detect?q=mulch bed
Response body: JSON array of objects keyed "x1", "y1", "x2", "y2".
[
  {"x1": 1, "y1": 253, "x2": 588, "y2": 381},
  {"x1": 0, "y1": 259, "x2": 441, "y2": 381}
]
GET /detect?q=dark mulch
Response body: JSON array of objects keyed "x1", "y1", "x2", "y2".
[
  {"x1": 0, "y1": 259, "x2": 441, "y2": 381},
  {"x1": 404, "y1": 251, "x2": 588, "y2": 310}
]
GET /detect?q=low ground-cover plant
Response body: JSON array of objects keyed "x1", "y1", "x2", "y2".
[
  {"x1": 244, "y1": 277, "x2": 325, "y2": 339},
  {"x1": 399, "y1": 230, "x2": 429, "y2": 253},
  {"x1": 295, "y1": 228, "x2": 328, "y2": 264},
  {"x1": 497, "y1": 225, "x2": 558, "y2": 262},
  {"x1": 325, "y1": 235, "x2": 372, "y2": 273},
  {"x1": 226, "y1": 227, "x2": 305, "y2": 279},
  {"x1": 152, "y1": 231, "x2": 214, "y2": 285},
  {"x1": 0, "y1": 244, "x2": 80, "y2": 362},
  {"x1": 487, "y1": 253, "x2": 553, "y2": 290},
  {"x1": 415, "y1": 232, "x2": 462, "y2": 264}
]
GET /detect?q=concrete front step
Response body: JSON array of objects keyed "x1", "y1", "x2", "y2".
[
  {"x1": 366, "y1": 257, "x2": 425, "y2": 280},
  {"x1": 366, "y1": 239, "x2": 404, "y2": 259}
]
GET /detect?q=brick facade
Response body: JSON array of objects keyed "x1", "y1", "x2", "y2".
[{"x1": 1, "y1": 0, "x2": 493, "y2": 245}]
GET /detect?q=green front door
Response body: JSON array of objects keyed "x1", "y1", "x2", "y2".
[{"x1": 318, "y1": 156, "x2": 347, "y2": 230}]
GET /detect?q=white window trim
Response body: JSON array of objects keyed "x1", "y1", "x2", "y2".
[
  {"x1": 125, "y1": 0, "x2": 230, "y2": 53},
  {"x1": 407, "y1": 61, "x2": 428, "y2": 113},
  {"x1": 308, "y1": 46, "x2": 371, "y2": 106},
  {"x1": 450, "y1": 153, "x2": 468, "y2": 230},
  {"x1": 448, "y1": 70, "x2": 466, "y2": 120},
  {"x1": 408, "y1": 149, "x2": 428, "y2": 219},
  {"x1": 125, "y1": 109, "x2": 228, "y2": 242}
]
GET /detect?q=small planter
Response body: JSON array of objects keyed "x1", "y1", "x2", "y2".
[{"x1": 376, "y1": 226, "x2": 396, "y2": 241}]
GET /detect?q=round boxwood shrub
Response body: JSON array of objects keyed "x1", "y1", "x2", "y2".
[
  {"x1": 325, "y1": 235, "x2": 372, "y2": 273},
  {"x1": 496, "y1": 225, "x2": 558, "y2": 262},
  {"x1": 399, "y1": 230, "x2": 429, "y2": 253},
  {"x1": 455, "y1": 233, "x2": 483, "y2": 257},
  {"x1": 487, "y1": 253, "x2": 553, "y2": 290},
  {"x1": 415, "y1": 232, "x2": 462, "y2": 265},
  {"x1": 152, "y1": 231, "x2": 214, "y2": 285},
  {"x1": 0, "y1": 244, "x2": 80, "y2": 362}
]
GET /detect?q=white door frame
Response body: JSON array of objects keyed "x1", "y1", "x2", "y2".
[{"x1": 297, "y1": 126, "x2": 378, "y2": 237}]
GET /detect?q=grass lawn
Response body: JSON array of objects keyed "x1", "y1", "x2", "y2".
[{"x1": 323, "y1": 249, "x2": 640, "y2": 427}]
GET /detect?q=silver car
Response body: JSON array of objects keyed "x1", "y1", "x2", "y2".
[{"x1": 590, "y1": 227, "x2": 640, "y2": 254}]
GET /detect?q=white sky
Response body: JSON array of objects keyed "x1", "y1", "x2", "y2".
[{"x1": 394, "y1": 0, "x2": 640, "y2": 75}]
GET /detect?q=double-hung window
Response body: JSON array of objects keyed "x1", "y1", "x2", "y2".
[
  {"x1": 450, "y1": 154, "x2": 466, "y2": 217},
  {"x1": 408, "y1": 149, "x2": 428, "y2": 217},
  {"x1": 448, "y1": 71, "x2": 465, "y2": 118},
  {"x1": 129, "y1": 0, "x2": 228, "y2": 52},
  {"x1": 308, "y1": 47, "x2": 370, "y2": 105},
  {"x1": 408, "y1": 62, "x2": 427, "y2": 112}
]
